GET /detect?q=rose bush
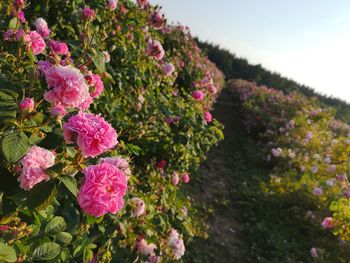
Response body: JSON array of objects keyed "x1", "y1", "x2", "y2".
[
  {"x1": 229, "y1": 79, "x2": 350, "y2": 256},
  {"x1": 0, "y1": 1, "x2": 224, "y2": 262}
]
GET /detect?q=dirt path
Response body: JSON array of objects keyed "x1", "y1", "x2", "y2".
[{"x1": 185, "y1": 87, "x2": 264, "y2": 262}]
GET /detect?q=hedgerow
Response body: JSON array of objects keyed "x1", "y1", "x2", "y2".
[
  {"x1": 230, "y1": 79, "x2": 350, "y2": 259},
  {"x1": 0, "y1": 1, "x2": 224, "y2": 262}
]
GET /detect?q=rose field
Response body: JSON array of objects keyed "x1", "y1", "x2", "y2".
[{"x1": 1, "y1": 0, "x2": 350, "y2": 262}]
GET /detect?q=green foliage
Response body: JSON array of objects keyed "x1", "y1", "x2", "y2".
[
  {"x1": 0, "y1": 242, "x2": 17, "y2": 262},
  {"x1": 32, "y1": 242, "x2": 61, "y2": 261}
]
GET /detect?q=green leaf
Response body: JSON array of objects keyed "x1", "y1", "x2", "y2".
[
  {"x1": 58, "y1": 175, "x2": 77, "y2": 197},
  {"x1": 32, "y1": 242, "x2": 60, "y2": 261},
  {"x1": 91, "y1": 52, "x2": 106, "y2": 74},
  {"x1": 45, "y1": 216, "x2": 66, "y2": 235},
  {"x1": 0, "y1": 243, "x2": 16, "y2": 262},
  {"x1": 60, "y1": 248, "x2": 72, "y2": 262},
  {"x1": 28, "y1": 224, "x2": 40, "y2": 237},
  {"x1": 8, "y1": 17, "x2": 18, "y2": 30},
  {"x1": 1, "y1": 131, "x2": 29, "y2": 163},
  {"x1": 27, "y1": 181, "x2": 58, "y2": 210},
  {"x1": 83, "y1": 248, "x2": 94, "y2": 263},
  {"x1": 55, "y1": 232, "x2": 73, "y2": 245},
  {"x1": 0, "y1": 89, "x2": 18, "y2": 121}
]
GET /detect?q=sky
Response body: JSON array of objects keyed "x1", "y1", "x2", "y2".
[{"x1": 151, "y1": 0, "x2": 350, "y2": 102}]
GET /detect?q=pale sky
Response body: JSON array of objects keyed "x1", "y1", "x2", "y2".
[{"x1": 152, "y1": 0, "x2": 350, "y2": 102}]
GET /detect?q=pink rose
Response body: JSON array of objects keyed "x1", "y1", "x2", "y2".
[
  {"x1": 146, "y1": 39, "x2": 165, "y2": 61},
  {"x1": 130, "y1": 197, "x2": 145, "y2": 217},
  {"x1": 271, "y1": 148, "x2": 282, "y2": 157},
  {"x1": 336, "y1": 173, "x2": 347, "y2": 181},
  {"x1": 19, "y1": 97, "x2": 34, "y2": 112},
  {"x1": 63, "y1": 112, "x2": 118, "y2": 158},
  {"x1": 49, "y1": 40, "x2": 69, "y2": 55},
  {"x1": 86, "y1": 74, "x2": 104, "y2": 99},
  {"x1": 155, "y1": 160, "x2": 166, "y2": 170},
  {"x1": 137, "y1": 0, "x2": 148, "y2": 9},
  {"x1": 103, "y1": 51, "x2": 111, "y2": 63},
  {"x1": 44, "y1": 65, "x2": 90, "y2": 109},
  {"x1": 182, "y1": 173, "x2": 190, "y2": 183},
  {"x1": 192, "y1": 90, "x2": 204, "y2": 101},
  {"x1": 204, "y1": 112, "x2": 212, "y2": 123},
  {"x1": 50, "y1": 104, "x2": 67, "y2": 119},
  {"x1": 18, "y1": 146, "x2": 55, "y2": 190},
  {"x1": 83, "y1": 7, "x2": 96, "y2": 20},
  {"x1": 37, "y1": 60, "x2": 53, "y2": 75},
  {"x1": 172, "y1": 172, "x2": 179, "y2": 186},
  {"x1": 311, "y1": 166, "x2": 318, "y2": 173},
  {"x1": 0, "y1": 225, "x2": 10, "y2": 232},
  {"x1": 148, "y1": 12, "x2": 163, "y2": 30},
  {"x1": 16, "y1": 0, "x2": 25, "y2": 7},
  {"x1": 3, "y1": 30, "x2": 15, "y2": 41},
  {"x1": 310, "y1": 247, "x2": 318, "y2": 258},
  {"x1": 35, "y1": 18, "x2": 50, "y2": 37},
  {"x1": 145, "y1": 256, "x2": 160, "y2": 263},
  {"x1": 138, "y1": 238, "x2": 157, "y2": 256},
  {"x1": 17, "y1": 10, "x2": 26, "y2": 23},
  {"x1": 99, "y1": 157, "x2": 131, "y2": 177},
  {"x1": 77, "y1": 162, "x2": 127, "y2": 217},
  {"x1": 15, "y1": 29, "x2": 30, "y2": 42},
  {"x1": 313, "y1": 187, "x2": 323, "y2": 196},
  {"x1": 27, "y1": 31, "x2": 46, "y2": 55},
  {"x1": 207, "y1": 84, "x2": 218, "y2": 94},
  {"x1": 321, "y1": 217, "x2": 333, "y2": 229},
  {"x1": 162, "y1": 63, "x2": 175, "y2": 76},
  {"x1": 108, "y1": 0, "x2": 118, "y2": 11},
  {"x1": 168, "y1": 229, "x2": 185, "y2": 260}
]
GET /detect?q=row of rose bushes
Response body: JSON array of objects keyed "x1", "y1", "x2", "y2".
[
  {"x1": 0, "y1": 0, "x2": 224, "y2": 262},
  {"x1": 229, "y1": 79, "x2": 350, "y2": 259}
]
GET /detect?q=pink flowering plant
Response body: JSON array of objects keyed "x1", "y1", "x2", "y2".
[
  {"x1": 230, "y1": 79, "x2": 350, "y2": 255},
  {"x1": 0, "y1": 0, "x2": 224, "y2": 262}
]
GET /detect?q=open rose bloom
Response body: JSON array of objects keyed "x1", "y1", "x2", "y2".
[
  {"x1": 77, "y1": 162, "x2": 127, "y2": 217},
  {"x1": 44, "y1": 65, "x2": 91, "y2": 109},
  {"x1": 18, "y1": 146, "x2": 55, "y2": 191},
  {"x1": 63, "y1": 112, "x2": 118, "y2": 158},
  {"x1": 146, "y1": 38, "x2": 165, "y2": 60}
]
